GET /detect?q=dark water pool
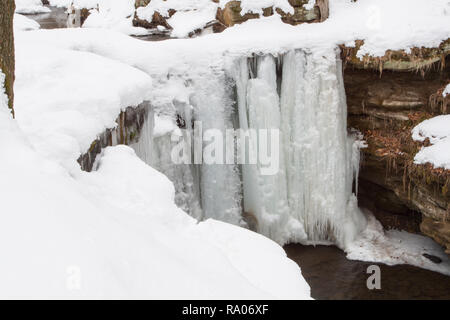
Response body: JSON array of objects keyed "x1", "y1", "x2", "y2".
[{"x1": 284, "y1": 244, "x2": 450, "y2": 300}]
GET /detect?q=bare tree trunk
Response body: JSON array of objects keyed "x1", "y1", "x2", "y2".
[{"x1": 0, "y1": 0, "x2": 15, "y2": 116}]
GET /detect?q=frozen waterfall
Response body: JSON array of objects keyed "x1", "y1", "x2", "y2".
[{"x1": 132, "y1": 48, "x2": 367, "y2": 249}]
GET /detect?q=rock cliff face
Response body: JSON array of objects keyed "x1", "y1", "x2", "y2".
[{"x1": 344, "y1": 53, "x2": 450, "y2": 253}]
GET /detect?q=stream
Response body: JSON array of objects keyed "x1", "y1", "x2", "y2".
[{"x1": 285, "y1": 244, "x2": 450, "y2": 300}]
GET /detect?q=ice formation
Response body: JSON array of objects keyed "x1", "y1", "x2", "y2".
[{"x1": 132, "y1": 48, "x2": 367, "y2": 249}]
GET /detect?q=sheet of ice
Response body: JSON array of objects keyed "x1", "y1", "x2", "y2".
[
  {"x1": 347, "y1": 213, "x2": 450, "y2": 276},
  {"x1": 412, "y1": 115, "x2": 450, "y2": 170},
  {"x1": 16, "y1": 0, "x2": 51, "y2": 14},
  {"x1": 14, "y1": 13, "x2": 41, "y2": 31},
  {"x1": 1, "y1": 68, "x2": 311, "y2": 299}
]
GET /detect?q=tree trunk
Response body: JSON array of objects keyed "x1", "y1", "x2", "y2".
[{"x1": 0, "y1": 0, "x2": 15, "y2": 116}]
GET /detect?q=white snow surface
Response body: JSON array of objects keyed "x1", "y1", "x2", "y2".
[
  {"x1": 218, "y1": 0, "x2": 294, "y2": 15},
  {"x1": 412, "y1": 115, "x2": 450, "y2": 170},
  {"x1": 14, "y1": 13, "x2": 41, "y2": 32},
  {"x1": 14, "y1": 36, "x2": 153, "y2": 172},
  {"x1": 15, "y1": 0, "x2": 51, "y2": 14},
  {"x1": 2, "y1": 68, "x2": 311, "y2": 298},
  {"x1": 347, "y1": 212, "x2": 450, "y2": 276}
]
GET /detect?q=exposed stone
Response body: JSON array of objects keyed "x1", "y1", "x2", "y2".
[
  {"x1": 133, "y1": 0, "x2": 328, "y2": 33},
  {"x1": 133, "y1": 0, "x2": 174, "y2": 30},
  {"x1": 68, "y1": 6, "x2": 91, "y2": 28},
  {"x1": 78, "y1": 103, "x2": 149, "y2": 172},
  {"x1": 216, "y1": 0, "x2": 323, "y2": 27},
  {"x1": 133, "y1": 10, "x2": 173, "y2": 30},
  {"x1": 135, "y1": 0, "x2": 151, "y2": 9},
  {"x1": 345, "y1": 56, "x2": 450, "y2": 253}
]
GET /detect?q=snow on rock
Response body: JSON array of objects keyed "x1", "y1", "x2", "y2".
[
  {"x1": 82, "y1": 0, "x2": 151, "y2": 36},
  {"x1": 328, "y1": 0, "x2": 450, "y2": 58},
  {"x1": 2, "y1": 66, "x2": 311, "y2": 299},
  {"x1": 14, "y1": 13, "x2": 41, "y2": 32},
  {"x1": 444, "y1": 84, "x2": 450, "y2": 97},
  {"x1": 218, "y1": 0, "x2": 294, "y2": 15},
  {"x1": 136, "y1": 0, "x2": 218, "y2": 38},
  {"x1": 15, "y1": 0, "x2": 51, "y2": 14},
  {"x1": 411, "y1": 115, "x2": 450, "y2": 170},
  {"x1": 167, "y1": 4, "x2": 218, "y2": 38},
  {"x1": 347, "y1": 212, "x2": 450, "y2": 276}
]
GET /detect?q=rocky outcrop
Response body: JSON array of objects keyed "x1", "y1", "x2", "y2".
[
  {"x1": 67, "y1": 6, "x2": 91, "y2": 28},
  {"x1": 133, "y1": 0, "x2": 328, "y2": 34},
  {"x1": 344, "y1": 53, "x2": 450, "y2": 252},
  {"x1": 421, "y1": 217, "x2": 450, "y2": 254},
  {"x1": 342, "y1": 39, "x2": 450, "y2": 73},
  {"x1": 216, "y1": 0, "x2": 324, "y2": 27},
  {"x1": 78, "y1": 103, "x2": 149, "y2": 172}
]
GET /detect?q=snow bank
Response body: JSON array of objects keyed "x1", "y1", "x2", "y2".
[
  {"x1": 16, "y1": 0, "x2": 51, "y2": 14},
  {"x1": 14, "y1": 13, "x2": 41, "y2": 31},
  {"x1": 347, "y1": 212, "x2": 450, "y2": 276},
  {"x1": 14, "y1": 34, "x2": 153, "y2": 172},
  {"x1": 411, "y1": 115, "x2": 450, "y2": 170}
]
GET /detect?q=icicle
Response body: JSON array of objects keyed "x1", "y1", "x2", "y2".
[{"x1": 190, "y1": 68, "x2": 243, "y2": 226}]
